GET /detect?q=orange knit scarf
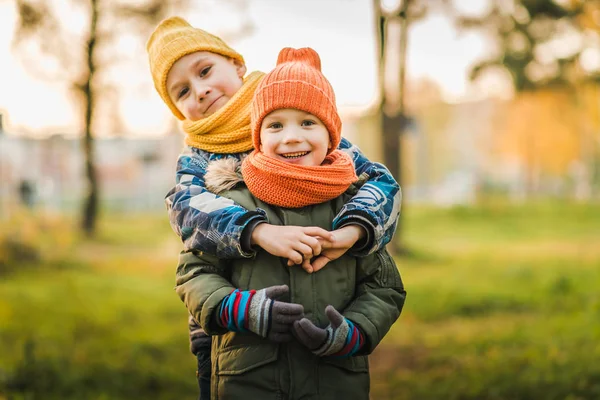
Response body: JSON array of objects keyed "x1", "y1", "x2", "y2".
[{"x1": 241, "y1": 150, "x2": 358, "y2": 208}]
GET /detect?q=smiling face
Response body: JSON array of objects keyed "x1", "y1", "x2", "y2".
[
  {"x1": 259, "y1": 108, "x2": 331, "y2": 166},
  {"x1": 166, "y1": 51, "x2": 247, "y2": 121}
]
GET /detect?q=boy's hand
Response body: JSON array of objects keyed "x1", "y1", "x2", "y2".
[
  {"x1": 292, "y1": 305, "x2": 364, "y2": 357},
  {"x1": 254, "y1": 285, "x2": 305, "y2": 342},
  {"x1": 309, "y1": 225, "x2": 366, "y2": 273},
  {"x1": 218, "y1": 285, "x2": 304, "y2": 343},
  {"x1": 251, "y1": 224, "x2": 335, "y2": 266}
]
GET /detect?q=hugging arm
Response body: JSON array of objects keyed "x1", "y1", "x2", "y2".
[
  {"x1": 167, "y1": 147, "x2": 334, "y2": 263},
  {"x1": 166, "y1": 147, "x2": 267, "y2": 259},
  {"x1": 334, "y1": 138, "x2": 402, "y2": 255}
]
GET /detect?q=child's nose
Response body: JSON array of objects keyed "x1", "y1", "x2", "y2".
[
  {"x1": 192, "y1": 81, "x2": 211, "y2": 101},
  {"x1": 198, "y1": 88, "x2": 211, "y2": 102},
  {"x1": 282, "y1": 128, "x2": 302, "y2": 143}
]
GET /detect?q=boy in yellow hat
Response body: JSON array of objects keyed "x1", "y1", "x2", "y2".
[
  {"x1": 147, "y1": 17, "x2": 401, "y2": 399},
  {"x1": 176, "y1": 46, "x2": 405, "y2": 399}
]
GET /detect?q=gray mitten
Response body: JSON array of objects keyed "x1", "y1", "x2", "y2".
[
  {"x1": 218, "y1": 284, "x2": 304, "y2": 342},
  {"x1": 293, "y1": 305, "x2": 364, "y2": 357}
]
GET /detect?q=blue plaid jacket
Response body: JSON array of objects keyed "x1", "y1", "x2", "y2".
[{"x1": 166, "y1": 137, "x2": 401, "y2": 258}]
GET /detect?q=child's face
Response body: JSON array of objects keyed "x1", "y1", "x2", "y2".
[
  {"x1": 166, "y1": 51, "x2": 247, "y2": 121},
  {"x1": 259, "y1": 109, "x2": 331, "y2": 166}
]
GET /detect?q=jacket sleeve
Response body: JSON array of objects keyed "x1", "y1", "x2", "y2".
[
  {"x1": 334, "y1": 138, "x2": 402, "y2": 256},
  {"x1": 165, "y1": 146, "x2": 267, "y2": 259},
  {"x1": 175, "y1": 250, "x2": 235, "y2": 335},
  {"x1": 342, "y1": 249, "x2": 406, "y2": 355}
]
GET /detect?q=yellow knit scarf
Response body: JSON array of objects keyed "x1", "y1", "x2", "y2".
[{"x1": 182, "y1": 71, "x2": 265, "y2": 153}]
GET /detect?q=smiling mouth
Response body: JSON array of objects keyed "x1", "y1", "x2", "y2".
[
  {"x1": 204, "y1": 96, "x2": 224, "y2": 114},
  {"x1": 281, "y1": 151, "x2": 310, "y2": 159}
]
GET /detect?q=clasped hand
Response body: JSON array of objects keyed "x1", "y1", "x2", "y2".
[{"x1": 251, "y1": 224, "x2": 365, "y2": 273}]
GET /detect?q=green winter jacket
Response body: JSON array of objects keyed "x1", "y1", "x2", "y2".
[{"x1": 175, "y1": 159, "x2": 406, "y2": 400}]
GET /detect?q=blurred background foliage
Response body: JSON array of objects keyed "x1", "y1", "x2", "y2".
[{"x1": 1, "y1": 0, "x2": 600, "y2": 399}]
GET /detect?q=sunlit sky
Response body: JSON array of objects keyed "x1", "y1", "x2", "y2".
[{"x1": 0, "y1": 0, "x2": 499, "y2": 137}]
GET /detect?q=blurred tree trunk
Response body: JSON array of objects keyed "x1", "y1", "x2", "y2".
[
  {"x1": 372, "y1": 0, "x2": 414, "y2": 253},
  {"x1": 81, "y1": 0, "x2": 99, "y2": 236},
  {"x1": 14, "y1": 0, "x2": 189, "y2": 236},
  {"x1": 14, "y1": 0, "x2": 255, "y2": 236}
]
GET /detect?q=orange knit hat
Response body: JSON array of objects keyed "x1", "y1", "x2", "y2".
[{"x1": 251, "y1": 47, "x2": 342, "y2": 154}]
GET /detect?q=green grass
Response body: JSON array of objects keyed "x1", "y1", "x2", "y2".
[
  {"x1": 369, "y1": 201, "x2": 600, "y2": 400},
  {"x1": 1, "y1": 201, "x2": 599, "y2": 399},
  {"x1": 0, "y1": 213, "x2": 191, "y2": 400}
]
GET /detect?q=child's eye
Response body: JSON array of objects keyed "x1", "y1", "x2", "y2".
[
  {"x1": 267, "y1": 122, "x2": 283, "y2": 129},
  {"x1": 301, "y1": 120, "x2": 316, "y2": 127},
  {"x1": 199, "y1": 66, "x2": 212, "y2": 77},
  {"x1": 177, "y1": 87, "x2": 189, "y2": 99}
]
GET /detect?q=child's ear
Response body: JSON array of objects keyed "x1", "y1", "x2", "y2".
[{"x1": 233, "y1": 59, "x2": 247, "y2": 79}]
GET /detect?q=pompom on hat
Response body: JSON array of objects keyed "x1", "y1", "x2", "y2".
[
  {"x1": 146, "y1": 16, "x2": 245, "y2": 120},
  {"x1": 251, "y1": 47, "x2": 342, "y2": 153}
]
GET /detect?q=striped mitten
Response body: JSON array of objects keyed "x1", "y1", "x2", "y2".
[
  {"x1": 293, "y1": 305, "x2": 364, "y2": 357},
  {"x1": 217, "y1": 284, "x2": 304, "y2": 342}
]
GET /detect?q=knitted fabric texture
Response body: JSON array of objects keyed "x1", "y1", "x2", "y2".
[
  {"x1": 315, "y1": 318, "x2": 365, "y2": 358},
  {"x1": 241, "y1": 150, "x2": 357, "y2": 208},
  {"x1": 251, "y1": 47, "x2": 342, "y2": 154},
  {"x1": 218, "y1": 289, "x2": 273, "y2": 337},
  {"x1": 182, "y1": 71, "x2": 265, "y2": 153},
  {"x1": 147, "y1": 16, "x2": 245, "y2": 120},
  {"x1": 218, "y1": 289, "x2": 256, "y2": 332}
]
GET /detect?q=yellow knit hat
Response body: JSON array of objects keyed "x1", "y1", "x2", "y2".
[
  {"x1": 251, "y1": 47, "x2": 342, "y2": 154},
  {"x1": 146, "y1": 16, "x2": 245, "y2": 120}
]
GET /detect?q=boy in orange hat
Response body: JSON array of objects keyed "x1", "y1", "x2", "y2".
[
  {"x1": 176, "y1": 46, "x2": 405, "y2": 399},
  {"x1": 147, "y1": 17, "x2": 402, "y2": 399}
]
